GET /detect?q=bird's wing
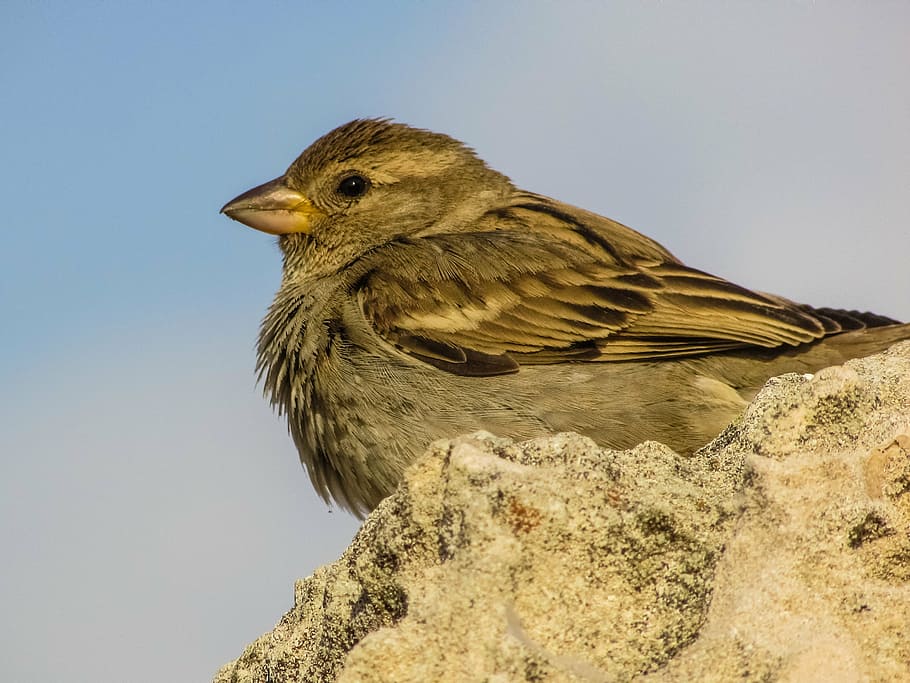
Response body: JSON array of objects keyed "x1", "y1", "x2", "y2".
[{"x1": 356, "y1": 193, "x2": 837, "y2": 376}]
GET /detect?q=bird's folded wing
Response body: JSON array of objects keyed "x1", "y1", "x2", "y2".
[{"x1": 356, "y1": 197, "x2": 833, "y2": 376}]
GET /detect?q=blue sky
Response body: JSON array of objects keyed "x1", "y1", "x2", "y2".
[{"x1": 2, "y1": 3, "x2": 908, "y2": 681}]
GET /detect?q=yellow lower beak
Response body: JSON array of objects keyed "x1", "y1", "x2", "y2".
[{"x1": 221, "y1": 177, "x2": 324, "y2": 235}]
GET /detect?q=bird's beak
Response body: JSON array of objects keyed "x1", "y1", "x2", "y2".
[{"x1": 220, "y1": 177, "x2": 324, "y2": 235}]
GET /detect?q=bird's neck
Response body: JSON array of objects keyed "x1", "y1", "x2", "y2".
[{"x1": 278, "y1": 231, "x2": 385, "y2": 286}]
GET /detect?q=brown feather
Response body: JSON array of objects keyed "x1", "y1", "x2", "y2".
[{"x1": 356, "y1": 192, "x2": 842, "y2": 370}]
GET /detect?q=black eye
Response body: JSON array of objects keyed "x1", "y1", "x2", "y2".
[{"x1": 337, "y1": 174, "x2": 369, "y2": 198}]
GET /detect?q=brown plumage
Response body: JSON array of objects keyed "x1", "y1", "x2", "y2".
[{"x1": 222, "y1": 119, "x2": 910, "y2": 515}]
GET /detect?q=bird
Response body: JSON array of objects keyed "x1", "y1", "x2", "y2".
[{"x1": 221, "y1": 118, "x2": 910, "y2": 516}]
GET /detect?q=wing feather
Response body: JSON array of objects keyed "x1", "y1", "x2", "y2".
[{"x1": 355, "y1": 194, "x2": 837, "y2": 375}]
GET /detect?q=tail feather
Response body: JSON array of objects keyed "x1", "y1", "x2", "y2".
[
  {"x1": 801, "y1": 305, "x2": 902, "y2": 331},
  {"x1": 689, "y1": 322, "x2": 910, "y2": 401}
]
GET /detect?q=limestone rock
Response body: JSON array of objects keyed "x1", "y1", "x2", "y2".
[{"x1": 214, "y1": 341, "x2": 910, "y2": 683}]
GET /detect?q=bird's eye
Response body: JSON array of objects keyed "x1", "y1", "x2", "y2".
[{"x1": 337, "y1": 174, "x2": 369, "y2": 198}]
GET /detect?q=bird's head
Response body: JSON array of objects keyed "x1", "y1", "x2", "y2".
[{"x1": 221, "y1": 119, "x2": 513, "y2": 276}]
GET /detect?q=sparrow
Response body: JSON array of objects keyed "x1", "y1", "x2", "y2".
[{"x1": 222, "y1": 119, "x2": 910, "y2": 515}]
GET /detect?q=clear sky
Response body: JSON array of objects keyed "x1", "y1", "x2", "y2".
[{"x1": 2, "y1": 2, "x2": 908, "y2": 681}]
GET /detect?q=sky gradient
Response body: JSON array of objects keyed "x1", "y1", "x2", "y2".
[{"x1": 2, "y1": 3, "x2": 908, "y2": 681}]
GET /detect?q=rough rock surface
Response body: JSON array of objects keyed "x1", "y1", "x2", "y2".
[{"x1": 214, "y1": 342, "x2": 910, "y2": 683}]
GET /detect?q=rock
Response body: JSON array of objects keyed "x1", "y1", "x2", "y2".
[{"x1": 213, "y1": 342, "x2": 910, "y2": 683}]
